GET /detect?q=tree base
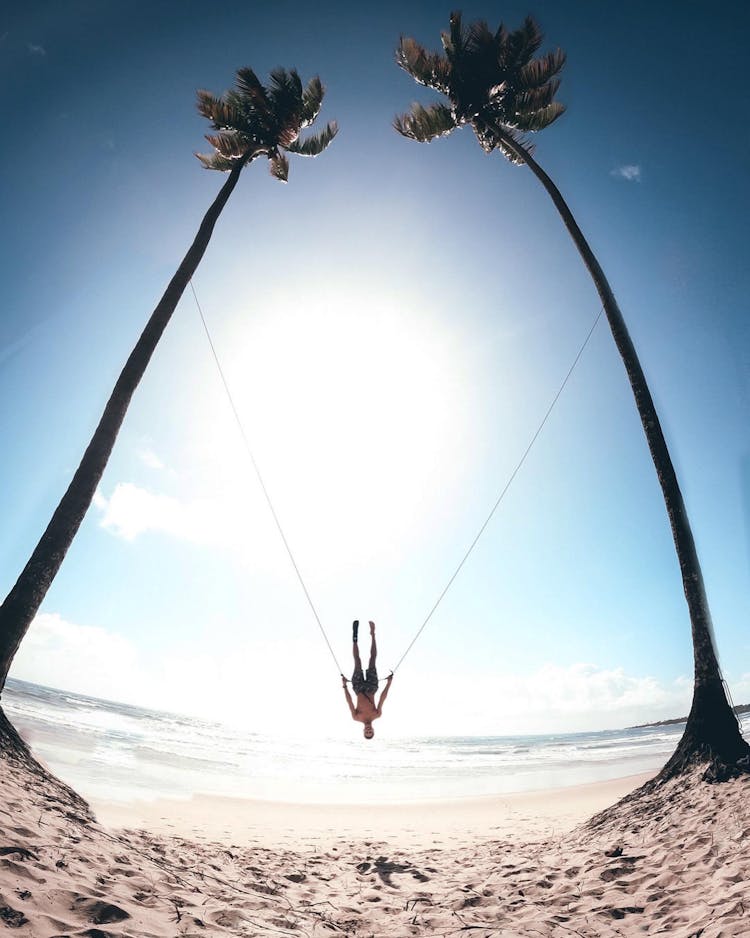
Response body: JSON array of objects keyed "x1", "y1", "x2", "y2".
[
  {"x1": 0, "y1": 703, "x2": 94, "y2": 822},
  {"x1": 656, "y1": 678, "x2": 750, "y2": 784},
  {"x1": 586, "y1": 680, "x2": 749, "y2": 832},
  {"x1": 0, "y1": 703, "x2": 32, "y2": 760}
]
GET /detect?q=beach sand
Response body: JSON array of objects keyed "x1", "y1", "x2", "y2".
[
  {"x1": 1, "y1": 739, "x2": 748, "y2": 937},
  {"x1": 93, "y1": 774, "x2": 655, "y2": 848}
]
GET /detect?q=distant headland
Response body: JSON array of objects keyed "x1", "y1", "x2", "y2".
[{"x1": 630, "y1": 703, "x2": 750, "y2": 730}]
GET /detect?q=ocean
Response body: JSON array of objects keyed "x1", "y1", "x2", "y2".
[{"x1": 4, "y1": 678, "x2": 749, "y2": 805}]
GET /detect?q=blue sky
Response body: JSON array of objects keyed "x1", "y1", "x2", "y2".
[{"x1": 1, "y1": 0, "x2": 749, "y2": 737}]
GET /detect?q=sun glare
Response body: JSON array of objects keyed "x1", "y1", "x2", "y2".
[{"x1": 186, "y1": 286, "x2": 476, "y2": 574}]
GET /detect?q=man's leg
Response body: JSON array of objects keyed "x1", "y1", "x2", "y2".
[
  {"x1": 352, "y1": 620, "x2": 362, "y2": 673},
  {"x1": 368, "y1": 620, "x2": 377, "y2": 670}
]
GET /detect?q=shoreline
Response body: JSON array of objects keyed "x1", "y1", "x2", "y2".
[{"x1": 93, "y1": 771, "x2": 655, "y2": 846}]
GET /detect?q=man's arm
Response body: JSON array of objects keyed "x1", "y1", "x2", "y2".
[
  {"x1": 342, "y1": 675, "x2": 357, "y2": 719},
  {"x1": 376, "y1": 673, "x2": 394, "y2": 712}
]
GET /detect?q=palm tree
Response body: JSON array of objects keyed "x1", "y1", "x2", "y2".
[
  {"x1": 0, "y1": 67, "x2": 337, "y2": 698},
  {"x1": 394, "y1": 12, "x2": 749, "y2": 782}
]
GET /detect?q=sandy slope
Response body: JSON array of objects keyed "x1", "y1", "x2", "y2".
[{"x1": 1, "y1": 742, "x2": 748, "y2": 937}]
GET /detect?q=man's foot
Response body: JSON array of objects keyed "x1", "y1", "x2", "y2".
[
  {"x1": 352, "y1": 620, "x2": 359, "y2": 643},
  {"x1": 369, "y1": 620, "x2": 376, "y2": 636}
]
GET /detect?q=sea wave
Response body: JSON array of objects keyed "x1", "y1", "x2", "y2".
[{"x1": 4, "y1": 678, "x2": 748, "y2": 805}]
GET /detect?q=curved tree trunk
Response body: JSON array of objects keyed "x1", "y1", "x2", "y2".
[
  {"x1": 497, "y1": 130, "x2": 749, "y2": 781},
  {"x1": 0, "y1": 159, "x2": 247, "y2": 693}
]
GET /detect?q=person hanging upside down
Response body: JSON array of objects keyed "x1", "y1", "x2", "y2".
[{"x1": 342, "y1": 620, "x2": 393, "y2": 739}]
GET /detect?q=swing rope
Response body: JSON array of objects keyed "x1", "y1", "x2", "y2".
[
  {"x1": 391, "y1": 306, "x2": 603, "y2": 673},
  {"x1": 191, "y1": 277, "x2": 601, "y2": 679},
  {"x1": 189, "y1": 280, "x2": 345, "y2": 676}
]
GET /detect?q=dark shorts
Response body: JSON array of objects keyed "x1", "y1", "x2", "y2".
[{"x1": 352, "y1": 667, "x2": 379, "y2": 696}]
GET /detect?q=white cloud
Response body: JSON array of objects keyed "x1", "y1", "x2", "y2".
[
  {"x1": 10, "y1": 612, "x2": 139, "y2": 703},
  {"x1": 94, "y1": 482, "x2": 218, "y2": 543},
  {"x1": 92, "y1": 481, "x2": 288, "y2": 576},
  {"x1": 390, "y1": 660, "x2": 696, "y2": 736},
  {"x1": 520, "y1": 662, "x2": 674, "y2": 714},
  {"x1": 611, "y1": 164, "x2": 641, "y2": 182},
  {"x1": 135, "y1": 445, "x2": 165, "y2": 471},
  {"x1": 91, "y1": 467, "x2": 413, "y2": 578},
  {"x1": 27, "y1": 42, "x2": 46, "y2": 56}
]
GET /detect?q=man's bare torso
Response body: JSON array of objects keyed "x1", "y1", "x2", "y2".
[{"x1": 352, "y1": 692, "x2": 382, "y2": 723}]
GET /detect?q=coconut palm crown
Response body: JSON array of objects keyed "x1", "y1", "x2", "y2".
[
  {"x1": 394, "y1": 12, "x2": 565, "y2": 161},
  {"x1": 196, "y1": 67, "x2": 338, "y2": 182}
]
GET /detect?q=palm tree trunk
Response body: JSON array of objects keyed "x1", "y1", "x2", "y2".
[
  {"x1": 496, "y1": 130, "x2": 749, "y2": 780},
  {"x1": 0, "y1": 159, "x2": 247, "y2": 694}
]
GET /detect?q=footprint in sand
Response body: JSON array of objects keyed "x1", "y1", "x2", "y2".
[
  {"x1": 1, "y1": 859, "x2": 43, "y2": 882},
  {"x1": 0, "y1": 906, "x2": 28, "y2": 928},
  {"x1": 71, "y1": 897, "x2": 131, "y2": 926},
  {"x1": 606, "y1": 905, "x2": 645, "y2": 920},
  {"x1": 77, "y1": 929, "x2": 123, "y2": 938}
]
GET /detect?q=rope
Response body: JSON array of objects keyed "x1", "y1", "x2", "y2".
[
  {"x1": 391, "y1": 307, "x2": 604, "y2": 673},
  {"x1": 189, "y1": 280, "x2": 344, "y2": 676},
  {"x1": 192, "y1": 276, "x2": 601, "y2": 680},
  {"x1": 721, "y1": 677, "x2": 745, "y2": 732}
]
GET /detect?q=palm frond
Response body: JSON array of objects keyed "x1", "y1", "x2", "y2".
[
  {"x1": 268, "y1": 67, "x2": 304, "y2": 121},
  {"x1": 224, "y1": 89, "x2": 246, "y2": 113},
  {"x1": 442, "y1": 10, "x2": 467, "y2": 63},
  {"x1": 234, "y1": 67, "x2": 271, "y2": 115},
  {"x1": 505, "y1": 15, "x2": 544, "y2": 67},
  {"x1": 301, "y1": 75, "x2": 324, "y2": 125},
  {"x1": 487, "y1": 80, "x2": 508, "y2": 101},
  {"x1": 269, "y1": 67, "x2": 303, "y2": 99},
  {"x1": 469, "y1": 116, "x2": 531, "y2": 161},
  {"x1": 471, "y1": 117, "x2": 498, "y2": 154},
  {"x1": 494, "y1": 22, "x2": 508, "y2": 48},
  {"x1": 269, "y1": 152, "x2": 289, "y2": 182},
  {"x1": 486, "y1": 124, "x2": 531, "y2": 164},
  {"x1": 276, "y1": 119, "x2": 300, "y2": 149},
  {"x1": 518, "y1": 48, "x2": 566, "y2": 89},
  {"x1": 512, "y1": 101, "x2": 565, "y2": 132},
  {"x1": 196, "y1": 91, "x2": 244, "y2": 131},
  {"x1": 466, "y1": 19, "x2": 494, "y2": 54},
  {"x1": 495, "y1": 136, "x2": 531, "y2": 164},
  {"x1": 204, "y1": 131, "x2": 249, "y2": 158},
  {"x1": 394, "y1": 102, "x2": 457, "y2": 142},
  {"x1": 196, "y1": 90, "x2": 222, "y2": 122},
  {"x1": 515, "y1": 79, "x2": 560, "y2": 113},
  {"x1": 396, "y1": 36, "x2": 451, "y2": 93},
  {"x1": 284, "y1": 121, "x2": 338, "y2": 156},
  {"x1": 195, "y1": 151, "x2": 237, "y2": 172}
]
